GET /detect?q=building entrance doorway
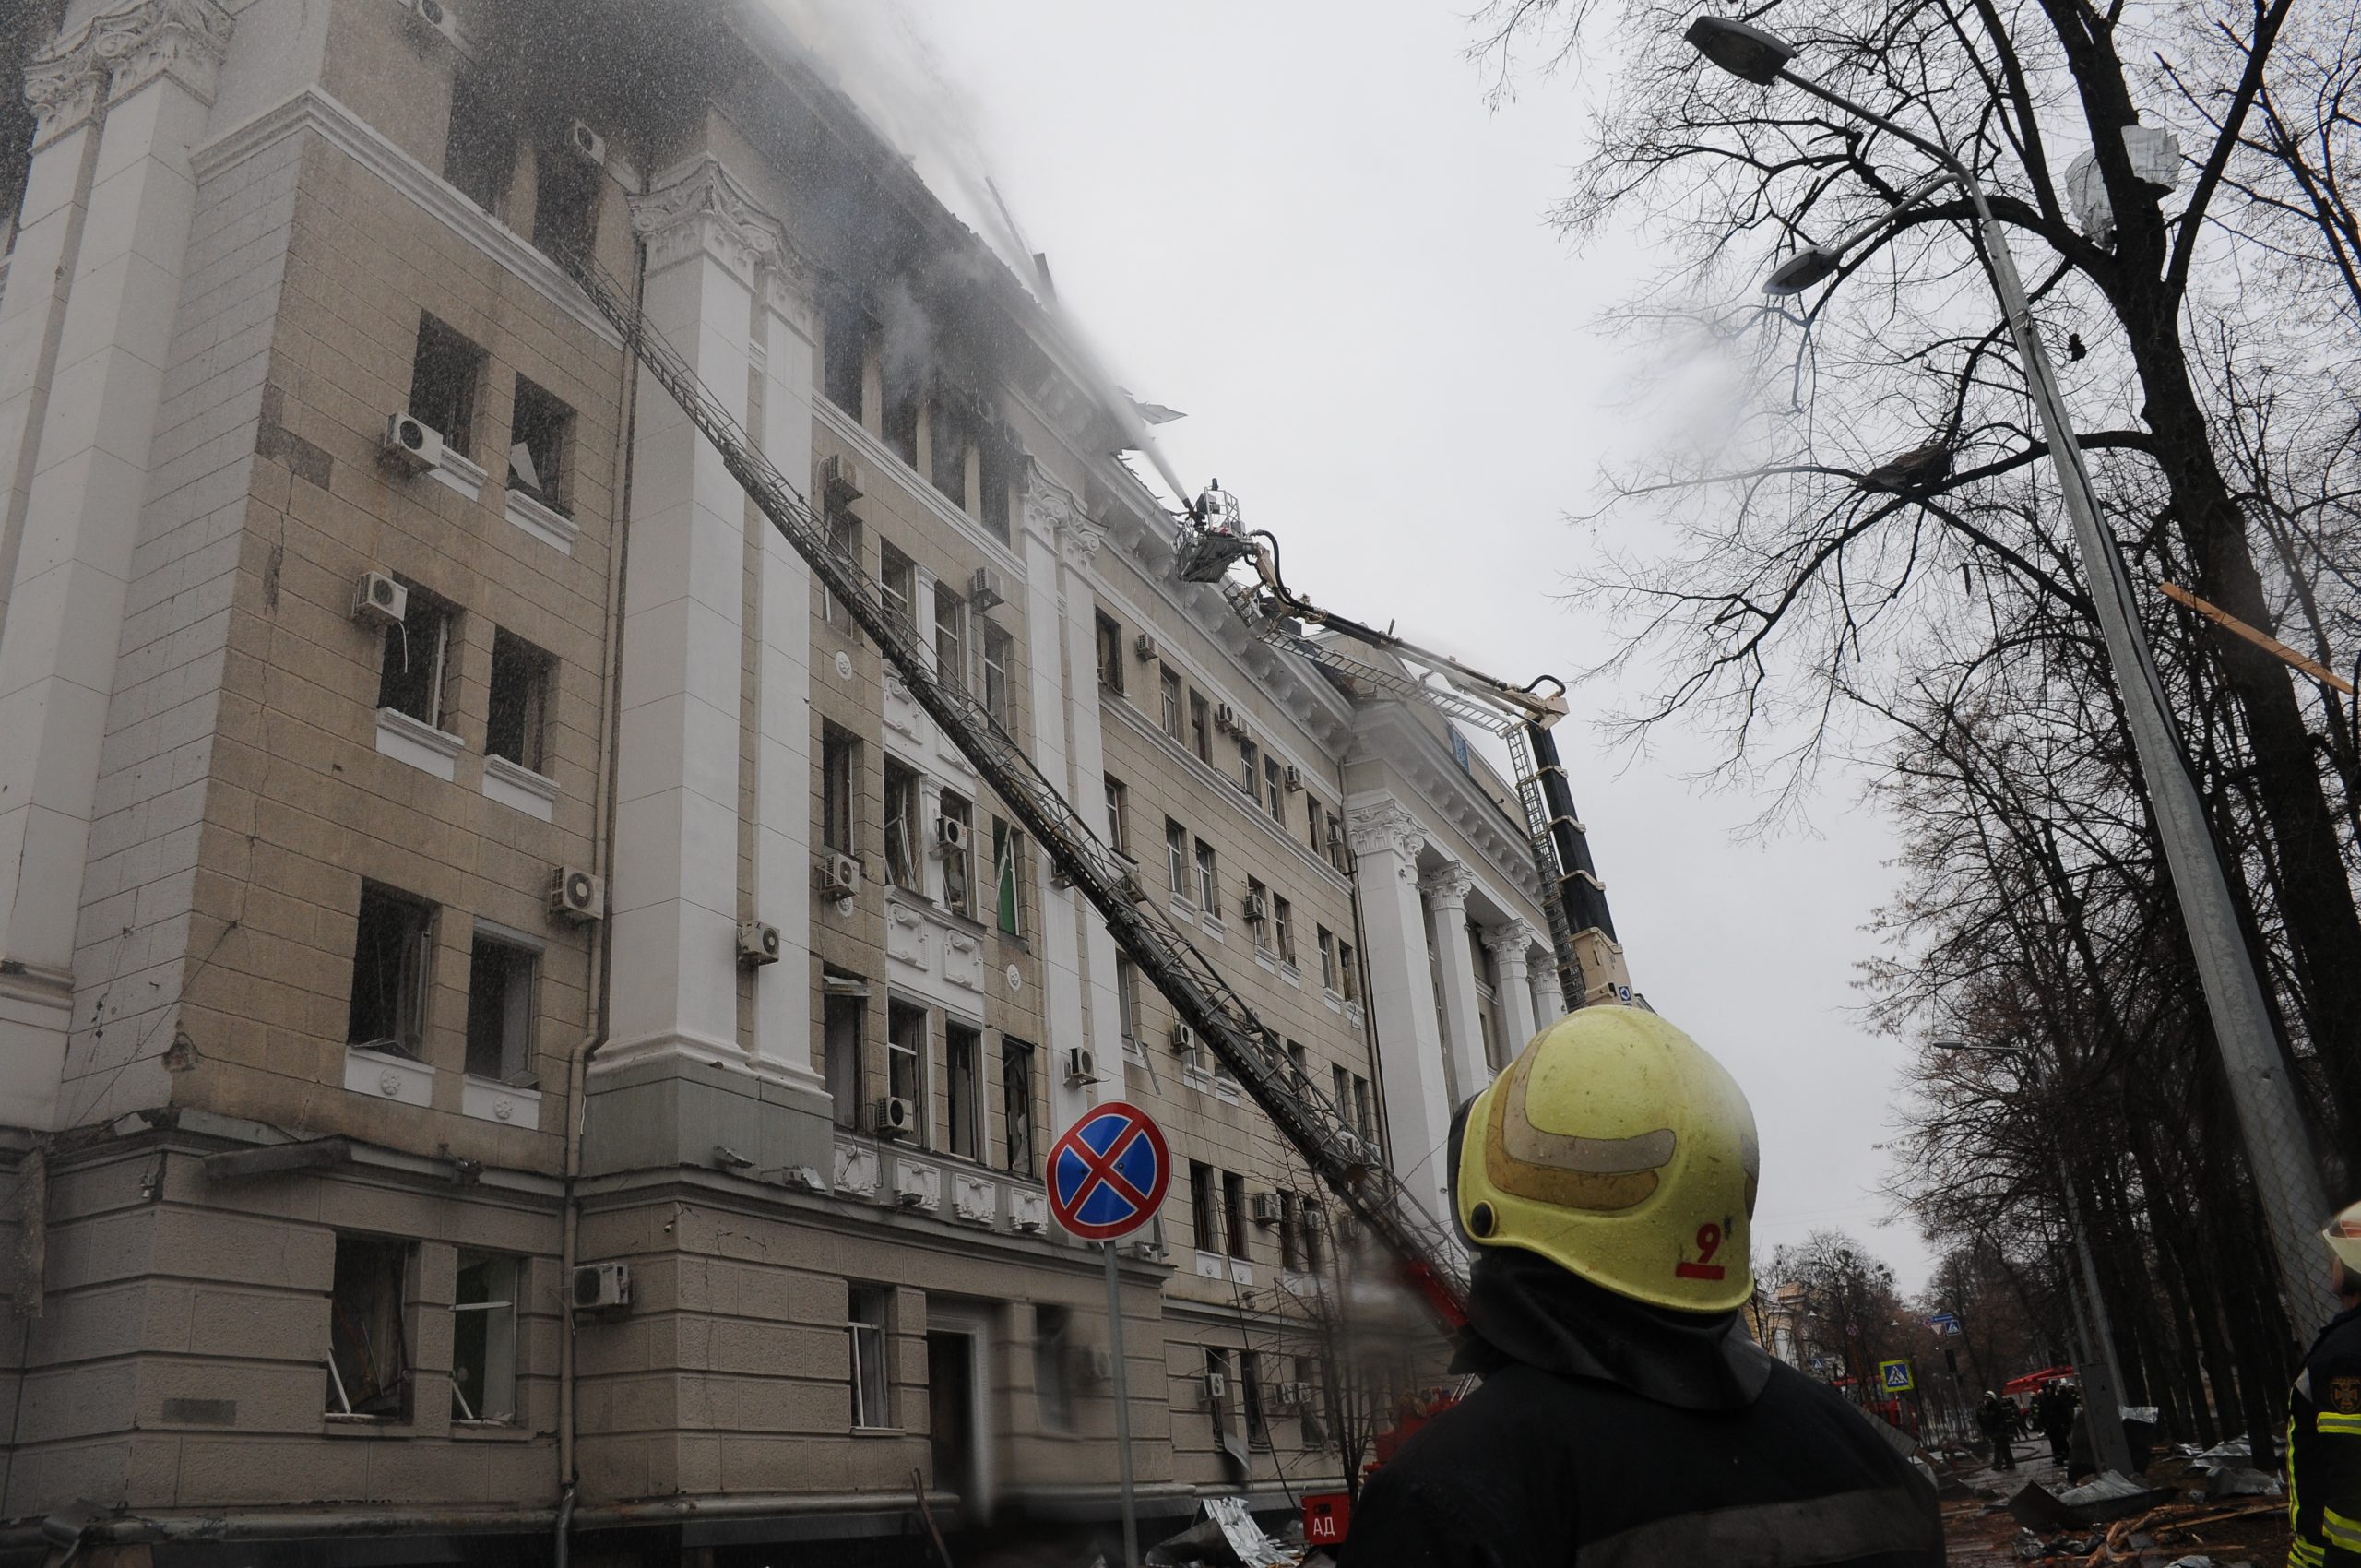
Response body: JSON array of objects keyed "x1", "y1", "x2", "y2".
[{"x1": 927, "y1": 1328, "x2": 979, "y2": 1512}]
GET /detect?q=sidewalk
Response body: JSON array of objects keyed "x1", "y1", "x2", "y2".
[{"x1": 1937, "y1": 1447, "x2": 2290, "y2": 1566}]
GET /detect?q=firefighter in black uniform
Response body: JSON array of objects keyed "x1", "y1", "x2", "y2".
[
  {"x1": 1977, "y1": 1389, "x2": 2018, "y2": 1471},
  {"x1": 2289, "y1": 1199, "x2": 2361, "y2": 1567},
  {"x1": 1340, "y1": 1007, "x2": 1941, "y2": 1568}
]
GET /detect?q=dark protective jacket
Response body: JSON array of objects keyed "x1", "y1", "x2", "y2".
[
  {"x1": 1339, "y1": 1248, "x2": 1942, "y2": 1568},
  {"x1": 2288, "y1": 1301, "x2": 2361, "y2": 1565}
]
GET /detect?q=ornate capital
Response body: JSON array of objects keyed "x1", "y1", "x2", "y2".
[
  {"x1": 1418, "y1": 862, "x2": 1475, "y2": 909},
  {"x1": 632, "y1": 156, "x2": 803, "y2": 292},
  {"x1": 1345, "y1": 802, "x2": 1426, "y2": 875},
  {"x1": 1022, "y1": 471, "x2": 1099, "y2": 564},
  {"x1": 25, "y1": 0, "x2": 232, "y2": 144},
  {"x1": 1481, "y1": 921, "x2": 1544, "y2": 967}
]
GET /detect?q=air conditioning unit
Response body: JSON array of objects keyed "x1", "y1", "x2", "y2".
[
  {"x1": 567, "y1": 118, "x2": 607, "y2": 165},
  {"x1": 877, "y1": 1096, "x2": 916, "y2": 1139},
  {"x1": 404, "y1": 0, "x2": 463, "y2": 47},
  {"x1": 1327, "y1": 821, "x2": 1346, "y2": 852},
  {"x1": 820, "y1": 452, "x2": 864, "y2": 503},
  {"x1": 1214, "y1": 702, "x2": 1239, "y2": 732},
  {"x1": 548, "y1": 866, "x2": 604, "y2": 923},
  {"x1": 1133, "y1": 633, "x2": 1157, "y2": 662},
  {"x1": 384, "y1": 411, "x2": 443, "y2": 472},
  {"x1": 1169, "y1": 1022, "x2": 1197, "y2": 1052},
  {"x1": 968, "y1": 566, "x2": 1007, "y2": 612},
  {"x1": 1250, "y1": 1192, "x2": 1283, "y2": 1226},
  {"x1": 935, "y1": 815, "x2": 968, "y2": 851},
  {"x1": 353, "y1": 570, "x2": 408, "y2": 630},
  {"x1": 1203, "y1": 1371, "x2": 1228, "y2": 1406},
  {"x1": 1240, "y1": 892, "x2": 1268, "y2": 924},
  {"x1": 736, "y1": 921, "x2": 782, "y2": 967},
  {"x1": 1064, "y1": 1046, "x2": 1098, "y2": 1086},
  {"x1": 571, "y1": 1261, "x2": 631, "y2": 1312},
  {"x1": 815, "y1": 852, "x2": 861, "y2": 899},
  {"x1": 1284, "y1": 765, "x2": 1304, "y2": 792}
]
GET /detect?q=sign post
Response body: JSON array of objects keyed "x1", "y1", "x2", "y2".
[{"x1": 1048, "y1": 1102, "x2": 1172, "y2": 1568}]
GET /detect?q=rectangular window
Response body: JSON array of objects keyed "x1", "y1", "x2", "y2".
[
  {"x1": 486, "y1": 628, "x2": 552, "y2": 773},
  {"x1": 1273, "y1": 896, "x2": 1295, "y2": 966},
  {"x1": 1224, "y1": 1171, "x2": 1251, "y2": 1262},
  {"x1": 1279, "y1": 1192, "x2": 1304, "y2": 1273},
  {"x1": 822, "y1": 725, "x2": 859, "y2": 856},
  {"x1": 1003, "y1": 1038, "x2": 1037, "y2": 1175},
  {"x1": 1194, "y1": 839, "x2": 1219, "y2": 916},
  {"x1": 1338, "y1": 940, "x2": 1359, "y2": 1004},
  {"x1": 1332, "y1": 1064, "x2": 1353, "y2": 1123},
  {"x1": 1095, "y1": 612, "x2": 1124, "y2": 694},
  {"x1": 824, "y1": 300, "x2": 871, "y2": 419},
  {"x1": 1304, "y1": 1203, "x2": 1324, "y2": 1274},
  {"x1": 821, "y1": 502, "x2": 862, "y2": 629},
  {"x1": 1287, "y1": 1040, "x2": 1308, "y2": 1082},
  {"x1": 326, "y1": 1235, "x2": 411, "y2": 1418},
  {"x1": 1166, "y1": 819, "x2": 1190, "y2": 898},
  {"x1": 1159, "y1": 668, "x2": 1183, "y2": 740},
  {"x1": 531, "y1": 137, "x2": 600, "y2": 261},
  {"x1": 1242, "y1": 1349, "x2": 1270, "y2": 1447},
  {"x1": 507, "y1": 377, "x2": 573, "y2": 512},
  {"x1": 376, "y1": 584, "x2": 456, "y2": 731},
  {"x1": 1116, "y1": 956, "x2": 1141, "y2": 1046},
  {"x1": 1353, "y1": 1075, "x2": 1374, "y2": 1143},
  {"x1": 979, "y1": 435, "x2": 1014, "y2": 543},
  {"x1": 1265, "y1": 757, "x2": 1287, "y2": 824},
  {"x1": 884, "y1": 362, "x2": 920, "y2": 469},
  {"x1": 940, "y1": 792, "x2": 974, "y2": 917},
  {"x1": 1306, "y1": 793, "x2": 1325, "y2": 856},
  {"x1": 947, "y1": 1022, "x2": 982, "y2": 1159},
  {"x1": 1240, "y1": 738, "x2": 1261, "y2": 802},
  {"x1": 1103, "y1": 777, "x2": 1128, "y2": 855},
  {"x1": 880, "y1": 542, "x2": 916, "y2": 636},
  {"x1": 929, "y1": 399, "x2": 968, "y2": 507},
  {"x1": 1035, "y1": 1304, "x2": 1073, "y2": 1431},
  {"x1": 982, "y1": 624, "x2": 1013, "y2": 729},
  {"x1": 1189, "y1": 691, "x2": 1211, "y2": 763},
  {"x1": 849, "y1": 1286, "x2": 891, "y2": 1429},
  {"x1": 886, "y1": 1001, "x2": 927, "y2": 1124},
  {"x1": 933, "y1": 581, "x2": 967, "y2": 692},
  {"x1": 349, "y1": 885, "x2": 434, "y2": 1056},
  {"x1": 1208, "y1": 1347, "x2": 1235, "y2": 1434},
  {"x1": 463, "y1": 932, "x2": 535, "y2": 1082},
  {"x1": 884, "y1": 760, "x2": 920, "y2": 891},
  {"x1": 451, "y1": 1251, "x2": 518, "y2": 1424},
  {"x1": 1191, "y1": 1161, "x2": 1219, "y2": 1253},
  {"x1": 1317, "y1": 927, "x2": 1336, "y2": 992},
  {"x1": 1329, "y1": 810, "x2": 1350, "y2": 873},
  {"x1": 991, "y1": 818, "x2": 1023, "y2": 936},
  {"x1": 409, "y1": 315, "x2": 483, "y2": 455},
  {"x1": 444, "y1": 64, "x2": 518, "y2": 213},
  {"x1": 824, "y1": 977, "x2": 864, "y2": 1129},
  {"x1": 1247, "y1": 878, "x2": 1270, "y2": 953}
]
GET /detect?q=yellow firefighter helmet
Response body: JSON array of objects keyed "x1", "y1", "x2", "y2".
[{"x1": 1454, "y1": 1004, "x2": 1761, "y2": 1313}]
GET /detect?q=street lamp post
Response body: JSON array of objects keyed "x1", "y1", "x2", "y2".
[{"x1": 1685, "y1": 16, "x2": 2337, "y2": 1337}]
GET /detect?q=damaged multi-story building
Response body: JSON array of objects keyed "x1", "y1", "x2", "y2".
[{"x1": 0, "y1": 0, "x2": 1610, "y2": 1562}]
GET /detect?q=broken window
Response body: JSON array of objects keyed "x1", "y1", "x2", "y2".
[
  {"x1": 1194, "y1": 839, "x2": 1219, "y2": 917},
  {"x1": 979, "y1": 432, "x2": 1014, "y2": 543},
  {"x1": 933, "y1": 580, "x2": 967, "y2": 692},
  {"x1": 1159, "y1": 668, "x2": 1182, "y2": 741},
  {"x1": 946, "y1": 1021, "x2": 982, "y2": 1160},
  {"x1": 1317, "y1": 928, "x2": 1337, "y2": 992},
  {"x1": 939, "y1": 791, "x2": 974, "y2": 917},
  {"x1": 929, "y1": 398, "x2": 967, "y2": 508},
  {"x1": 1338, "y1": 940, "x2": 1359, "y2": 1004},
  {"x1": 1265, "y1": 756, "x2": 1287, "y2": 825},
  {"x1": 1306, "y1": 793, "x2": 1325, "y2": 857},
  {"x1": 991, "y1": 818, "x2": 1023, "y2": 937},
  {"x1": 885, "y1": 1000, "x2": 926, "y2": 1125},
  {"x1": 450, "y1": 1251, "x2": 518, "y2": 1424},
  {"x1": 376, "y1": 585, "x2": 456, "y2": 732},
  {"x1": 1224, "y1": 1170, "x2": 1250, "y2": 1262},
  {"x1": 848, "y1": 1285, "x2": 891, "y2": 1429},
  {"x1": 824, "y1": 300, "x2": 872, "y2": 420},
  {"x1": 883, "y1": 759, "x2": 919, "y2": 892},
  {"x1": 1095, "y1": 612, "x2": 1124, "y2": 695},
  {"x1": 326, "y1": 1235, "x2": 412, "y2": 1419},
  {"x1": 1242, "y1": 1349, "x2": 1271, "y2": 1447},
  {"x1": 1273, "y1": 896, "x2": 1296, "y2": 966},
  {"x1": 507, "y1": 378, "x2": 572, "y2": 512},
  {"x1": 1002, "y1": 1037, "x2": 1036, "y2": 1175},
  {"x1": 1189, "y1": 691, "x2": 1211, "y2": 763},
  {"x1": 879, "y1": 541, "x2": 916, "y2": 636},
  {"x1": 824, "y1": 974, "x2": 865, "y2": 1129},
  {"x1": 982, "y1": 624, "x2": 1013, "y2": 729},
  {"x1": 883, "y1": 364, "x2": 921, "y2": 469},
  {"x1": 1240, "y1": 738, "x2": 1261, "y2": 802},
  {"x1": 1165, "y1": 819, "x2": 1189, "y2": 899},
  {"x1": 443, "y1": 63, "x2": 518, "y2": 214},
  {"x1": 822, "y1": 725, "x2": 859, "y2": 856},
  {"x1": 531, "y1": 137, "x2": 600, "y2": 262},
  {"x1": 485, "y1": 628, "x2": 552, "y2": 773},
  {"x1": 463, "y1": 931, "x2": 535, "y2": 1082},
  {"x1": 1191, "y1": 1161, "x2": 1220, "y2": 1253},
  {"x1": 1035, "y1": 1304, "x2": 1073, "y2": 1431},
  {"x1": 1247, "y1": 878, "x2": 1270, "y2": 954},
  {"x1": 409, "y1": 315, "x2": 483, "y2": 456},
  {"x1": 1103, "y1": 778, "x2": 1128, "y2": 854},
  {"x1": 349, "y1": 885, "x2": 433, "y2": 1056}
]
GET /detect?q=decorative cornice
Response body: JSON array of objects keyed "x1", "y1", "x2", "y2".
[
  {"x1": 28, "y1": 0, "x2": 233, "y2": 144},
  {"x1": 1418, "y1": 862, "x2": 1476, "y2": 908},
  {"x1": 1345, "y1": 802, "x2": 1426, "y2": 874},
  {"x1": 1021, "y1": 469, "x2": 1101, "y2": 566},
  {"x1": 632, "y1": 155, "x2": 811, "y2": 298}
]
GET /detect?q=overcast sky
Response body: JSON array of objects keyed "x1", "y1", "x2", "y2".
[{"x1": 796, "y1": 0, "x2": 1938, "y2": 1293}]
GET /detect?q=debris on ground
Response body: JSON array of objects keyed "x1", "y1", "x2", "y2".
[
  {"x1": 2009, "y1": 1470, "x2": 2176, "y2": 1529},
  {"x1": 1945, "y1": 1453, "x2": 2286, "y2": 1565},
  {"x1": 1146, "y1": 1498, "x2": 1290, "y2": 1568}
]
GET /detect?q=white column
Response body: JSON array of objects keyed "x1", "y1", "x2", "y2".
[
  {"x1": 1484, "y1": 921, "x2": 1541, "y2": 1061},
  {"x1": 1344, "y1": 801, "x2": 1452, "y2": 1219},
  {"x1": 1529, "y1": 942, "x2": 1565, "y2": 1030},
  {"x1": 1015, "y1": 481, "x2": 1087, "y2": 1131},
  {"x1": 1420, "y1": 864, "x2": 1492, "y2": 1103},
  {"x1": 602, "y1": 157, "x2": 769, "y2": 1075},
  {"x1": 0, "y1": 0, "x2": 233, "y2": 1128},
  {"x1": 750, "y1": 270, "x2": 820, "y2": 1089}
]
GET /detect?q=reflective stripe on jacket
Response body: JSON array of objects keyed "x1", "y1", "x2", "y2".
[{"x1": 2288, "y1": 1303, "x2": 2361, "y2": 1568}]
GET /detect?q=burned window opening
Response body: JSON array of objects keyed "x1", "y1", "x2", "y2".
[
  {"x1": 486, "y1": 628, "x2": 552, "y2": 773},
  {"x1": 463, "y1": 932, "x2": 535, "y2": 1083},
  {"x1": 409, "y1": 315, "x2": 484, "y2": 456},
  {"x1": 327, "y1": 1235, "x2": 412, "y2": 1420},
  {"x1": 508, "y1": 377, "x2": 573, "y2": 512},
  {"x1": 531, "y1": 137, "x2": 600, "y2": 262},
  {"x1": 348, "y1": 885, "x2": 433, "y2": 1056}
]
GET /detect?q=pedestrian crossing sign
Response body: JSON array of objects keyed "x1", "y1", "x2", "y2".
[{"x1": 1879, "y1": 1359, "x2": 1915, "y2": 1393}]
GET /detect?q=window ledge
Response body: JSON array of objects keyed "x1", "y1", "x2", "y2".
[
  {"x1": 482, "y1": 754, "x2": 558, "y2": 822},
  {"x1": 1252, "y1": 952, "x2": 1276, "y2": 974},
  {"x1": 1323, "y1": 991, "x2": 1344, "y2": 1015},
  {"x1": 324, "y1": 1414, "x2": 413, "y2": 1434},
  {"x1": 1167, "y1": 899, "x2": 1195, "y2": 926},
  {"x1": 1198, "y1": 915, "x2": 1226, "y2": 942},
  {"x1": 1193, "y1": 1250, "x2": 1226, "y2": 1280},
  {"x1": 346, "y1": 1045, "x2": 433, "y2": 1108},
  {"x1": 461, "y1": 1074, "x2": 542, "y2": 1131},
  {"x1": 451, "y1": 1420, "x2": 530, "y2": 1441},
  {"x1": 428, "y1": 445, "x2": 489, "y2": 502},
  {"x1": 504, "y1": 487, "x2": 579, "y2": 554},
  {"x1": 375, "y1": 707, "x2": 463, "y2": 782},
  {"x1": 850, "y1": 1427, "x2": 908, "y2": 1439},
  {"x1": 1344, "y1": 1003, "x2": 1366, "y2": 1030},
  {"x1": 1278, "y1": 963, "x2": 1301, "y2": 988}
]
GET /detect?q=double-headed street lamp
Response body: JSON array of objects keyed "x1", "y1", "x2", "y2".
[{"x1": 1684, "y1": 15, "x2": 2338, "y2": 1336}]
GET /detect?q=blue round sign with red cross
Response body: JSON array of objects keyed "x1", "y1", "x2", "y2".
[{"x1": 1047, "y1": 1101, "x2": 1171, "y2": 1241}]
